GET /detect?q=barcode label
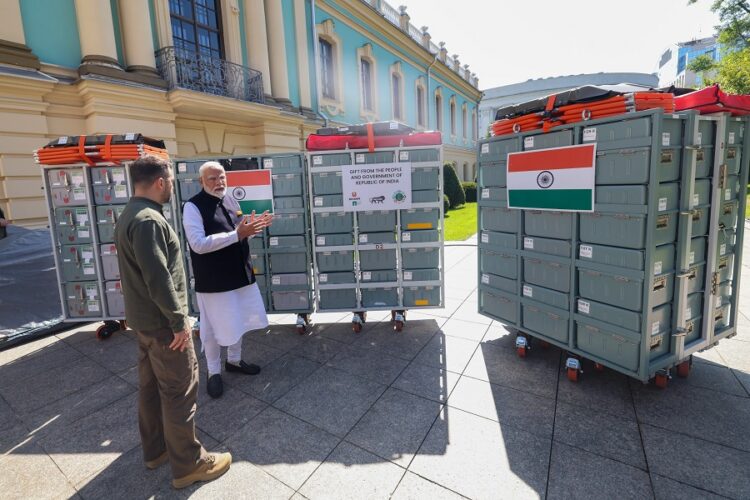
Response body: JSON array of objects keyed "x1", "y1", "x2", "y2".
[
  {"x1": 399, "y1": 151, "x2": 409, "y2": 160},
  {"x1": 402, "y1": 232, "x2": 411, "y2": 242},
  {"x1": 583, "y1": 128, "x2": 597, "y2": 142},
  {"x1": 654, "y1": 261, "x2": 662, "y2": 275},
  {"x1": 355, "y1": 154, "x2": 365, "y2": 163},
  {"x1": 524, "y1": 237, "x2": 534, "y2": 249},
  {"x1": 403, "y1": 271, "x2": 413, "y2": 280},
  {"x1": 263, "y1": 158, "x2": 273, "y2": 169},
  {"x1": 481, "y1": 274, "x2": 489, "y2": 284},
  {"x1": 269, "y1": 237, "x2": 278, "y2": 246},
  {"x1": 652, "y1": 321, "x2": 660, "y2": 335},
  {"x1": 658, "y1": 197, "x2": 667, "y2": 211},
  {"x1": 577, "y1": 300, "x2": 590, "y2": 314},
  {"x1": 362, "y1": 272, "x2": 371, "y2": 280},
  {"x1": 359, "y1": 234, "x2": 368, "y2": 243},
  {"x1": 314, "y1": 197, "x2": 323, "y2": 206},
  {"x1": 481, "y1": 232, "x2": 489, "y2": 243},
  {"x1": 662, "y1": 132, "x2": 670, "y2": 146},
  {"x1": 524, "y1": 137, "x2": 534, "y2": 148},
  {"x1": 522, "y1": 285, "x2": 532, "y2": 297},
  {"x1": 481, "y1": 143, "x2": 489, "y2": 154},
  {"x1": 272, "y1": 276, "x2": 281, "y2": 285},
  {"x1": 316, "y1": 236, "x2": 326, "y2": 245},
  {"x1": 482, "y1": 189, "x2": 490, "y2": 199},
  {"x1": 319, "y1": 274, "x2": 328, "y2": 283},
  {"x1": 579, "y1": 245, "x2": 593, "y2": 258},
  {"x1": 313, "y1": 155, "x2": 323, "y2": 165}
]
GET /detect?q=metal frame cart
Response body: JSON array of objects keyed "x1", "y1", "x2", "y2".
[
  {"x1": 476, "y1": 109, "x2": 749, "y2": 386},
  {"x1": 307, "y1": 144, "x2": 445, "y2": 332},
  {"x1": 39, "y1": 139, "x2": 178, "y2": 339}
]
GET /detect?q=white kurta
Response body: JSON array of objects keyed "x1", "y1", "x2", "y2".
[{"x1": 183, "y1": 200, "x2": 268, "y2": 347}]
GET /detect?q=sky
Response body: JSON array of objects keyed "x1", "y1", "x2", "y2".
[{"x1": 400, "y1": 0, "x2": 720, "y2": 89}]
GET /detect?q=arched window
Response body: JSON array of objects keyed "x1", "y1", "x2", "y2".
[
  {"x1": 435, "y1": 89, "x2": 443, "y2": 131},
  {"x1": 319, "y1": 38, "x2": 335, "y2": 99},
  {"x1": 415, "y1": 77, "x2": 426, "y2": 128},
  {"x1": 357, "y1": 44, "x2": 377, "y2": 120},
  {"x1": 390, "y1": 62, "x2": 405, "y2": 121},
  {"x1": 450, "y1": 96, "x2": 457, "y2": 136},
  {"x1": 317, "y1": 19, "x2": 344, "y2": 115},
  {"x1": 462, "y1": 103, "x2": 468, "y2": 140}
]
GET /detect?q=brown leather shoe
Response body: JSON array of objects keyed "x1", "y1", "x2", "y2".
[
  {"x1": 145, "y1": 451, "x2": 168, "y2": 470},
  {"x1": 172, "y1": 452, "x2": 232, "y2": 489}
]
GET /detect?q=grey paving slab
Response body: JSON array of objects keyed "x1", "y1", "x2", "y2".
[
  {"x1": 418, "y1": 297, "x2": 464, "y2": 319},
  {"x1": 0, "y1": 440, "x2": 78, "y2": 500},
  {"x1": 117, "y1": 364, "x2": 138, "y2": 387},
  {"x1": 391, "y1": 472, "x2": 467, "y2": 500},
  {"x1": 438, "y1": 318, "x2": 490, "y2": 343},
  {"x1": 223, "y1": 406, "x2": 339, "y2": 490},
  {"x1": 74, "y1": 334, "x2": 139, "y2": 375},
  {"x1": 346, "y1": 387, "x2": 443, "y2": 468},
  {"x1": 195, "y1": 386, "x2": 267, "y2": 443},
  {"x1": 274, "y1": 366, "x2": 386, "y2": 438},
  {"x1": 547, "y1": 442, "x2": 652, "y2": 500},
  {"x1": 185, "y1": 459, "x2": 296, "y2": 499},
  {"x1": 632, "y1": 382, "x2": 750, "y2": 452},
  {"x1": 325, "y1": 344, "x2": 410, "y2": 386},
  {"x1": 463, "y1": 334, "x2": 561, "y2": 400},
  {"x1": 298, "y1": 441, "x2": 405, "y2": 500},
  {"x1": 409, "y1": 407, "x2": 549, "y2": 500},
  {"x1": 288, "y1": 334, "x2": 348, "y2": 364},
  {"x1": 447, "y1": 375, "x2": 555, "y2": 440},
  {"x1": 0, "y1": 420, "x2": 29, "y2": 456},
  {"x1": 38, "y1": 392, "x2": 141, "y2": 487},
  {"x1": 228, "y1": 352, "x2": 322, "y2": 404},
  {"x1": 239, "y1": 338, "x2": 287, "y2": 368},
  {"x1": 732, "y1": 368, "x2": 750, "y2": 397},
  {"x1": 676, "y1": 358, "x2": 748, "y2": 397},
  {"x1": 354, "y1": 319, "x2": 441, "y2": 361},
  {"x1": 412, "y1": 333, "x2": 479, "y2": 374},
  {"x1": 246, "y1": 326, "x2": 309, "y2": 354},
  {"x1": 641, "y1": 424, "x2": 750, "y2": 499},
  {"x1": 556, "y1": 360, "x2": 636, "y2": 420},
  {"x1": 18, "y1": 375, "x2": 136, "y2": 440},
  {"x1": 391, "y1": 361, "x2": 461, "y2": 404},
  {"x1": 716, "y1": 339, "x2": 750, "y2": 371},
  {"x1": 554, "y1": 401, "x2": 646, "y2": 470},
  {"x1": 448, "y1": 300, "x2": 493, "y2": 326},
  {"x1": 57, "y1": 326, "x2": 109, "y2": 345},
  {"x1": 650, "y1": 473, "x2": 727, "y2": 500},
  {"x1": 0, "y1": 340, "x2": 83, "y2": 389},
  {"x1": 316, "y1": 320, "x2": 364, "y2": 345},
  {"x1": 0, "y1": 356, "x2": 113, "y2": 414}
]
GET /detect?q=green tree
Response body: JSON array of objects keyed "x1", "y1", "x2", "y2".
[
  {"x1": 689, "y1": 0, "x2": 750, "y2": 49},
  {"x1": 443, "y1": 163, "x2": 465, "y2": 209}
]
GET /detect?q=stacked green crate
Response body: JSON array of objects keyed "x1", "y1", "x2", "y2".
[{"x1": 476, "y1": 109, "x2": 749, "y2": 382}]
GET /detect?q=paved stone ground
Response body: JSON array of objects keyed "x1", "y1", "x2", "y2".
[{"x1": 1, "y1": 233, "x2": 749, "y2": 499}]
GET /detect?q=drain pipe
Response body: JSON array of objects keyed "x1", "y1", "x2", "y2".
[{"x1": 310, "y1": 0, "x2": 330, "y2": 127}]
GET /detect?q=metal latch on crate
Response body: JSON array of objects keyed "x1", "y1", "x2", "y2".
[
  {"x1": 711, "y1": 272, "x2": 720, "y2": 295},
  {"x1": 718, "y1": 164, "x2": 728, "y2": 189}
]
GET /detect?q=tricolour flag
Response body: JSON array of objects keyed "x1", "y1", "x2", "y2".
[
  {"x1": 226, "y1": 170, "x2": 274, "y2": 214},
  {"x1": 506, "y1": 143, "x2": 596, "y2": 212}
]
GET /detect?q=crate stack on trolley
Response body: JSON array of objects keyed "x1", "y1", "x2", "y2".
[
  {"x1": 36, "y1": 134, "x2": 175, "y2": 339},
  {"x1": 477, "y1": 86, "x2": 750, "y2": 386},
  {"x1": 173, "y1": 154, "x2": 314, "y2": 333},
  {"x1": 306, "y1": 124, "x2": 445, "y2": 331}
]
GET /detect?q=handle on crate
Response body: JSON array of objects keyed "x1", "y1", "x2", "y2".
[{"x1": 78, "y1": 136, "x2": 95, "y2": 166}]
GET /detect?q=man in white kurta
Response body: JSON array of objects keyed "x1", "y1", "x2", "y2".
[{"x1": 182, "y1": 162, "x2": 273, "y2": 398}]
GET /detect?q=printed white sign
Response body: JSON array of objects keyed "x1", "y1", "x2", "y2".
[
  {"x1": 481, "y1": 232, "x2": 489, "y2": 243},
  {"x1": 696, "y1": 132, "x2": 702, "y2": 146},
  {"x1": 269, "y1": 237, "x2": 279, "y2": 246},
  {"x1": 402, "y1": 232, "x2": 411, "y2": 242},
  {"x1": 524, "y1": 237, "x2": 534, "y2": 249},
  {"x1": 725, "y1": 188, "x2": 731, "y2": 201},
  {"x1": 685, "y1": 307, "x2": 692, "y2": 319},
  {"x1": 652, "y1": 321, "x2": 660, "y2": 335},
  {"x1": 341, "y1": 162, "x2": 412, "y2": 211},
  {"x1": 362, "y1": 271, "x2": 372, "y2": 281},
  {"x1": 481, "y1": 143, "x2": 489, "y2": 154},
  {"x1": 272, "y1": 276, "x2": 281, "y2": 285},
  {"x1": 112, "y1": 169, "x2": 126, "y2": 183},
  {"x1": 178, "y1": 162, "x2": 187, "y2": 173},
  {"x1": 313, "y1": 155, "x2": 323, "y2": 165},
  {"x1": 583, "y1": 128, "x2": 597, "y2": 142},
  {"x1": 654, "y1": 261, "x2": 662, "y2": 275},
  {"x1": 482, "y1": 189, "x2": 490, "y2": 199},
  {"x1": 577, "y1": 299, "x2": 590, "y2": 314},
  {"x1": 73, "y1": 188, "x2": 86, "y2": 201},
  {"x1": 319, "y1": 274, "x2": 328, "y2": 283},
  {"x1": 524, "y1": 137, "x2": 534, "y2": 148},
  {"x1": 403, "y1": 271, "x2": 413, "y2": 281},
  {"x1": 720, "y1": 244, "x2": 726, "y2": 255},
  {"x1": 728, "y1": 132, "x2": 735, "y2": 144},
  {"x1": 399, "y1": 151, "x2": 409, "y2": 161},
  {"x1": 481, "y1": 273, "x2": 489, "y2": 284},
  {"x1": 316, "y1": 236, "x2": 326, "y2": 246},
  {"x1": 579, "y1": 245, "x2": 593, "y2": 258},
  {"x1": 87, "y1": 300, "x2": 100, "y2": 312},
  {"x1": 692, "y1": 193, "x2": 700, "y2": 207},
  {"x1": 658, "y1": 197, "x2": 667, "y2": 211},
  {"x1": 355, "y1": 154, "x2": 365, "y2": 164},
  {"x1": 263, "y1": 158, "x2": 273, "y2": 169},
  {"x1": 662, "y1": 132, "x2": 670, "y2": 146},
  {"x1": 689, "y1": 251, "x2": 695, "y2": 264},
  {"x1": 115, "y1": 185, "x2": 127, "y2": 198},
  {"x1": 359, "y1": 234, "x2": 368, "y2": 243},
  {"x1": 78, "y1": 229, "x2": 89, "y2": 238},
  {"x1": 522, "y1": 285, "x2": 532, "y2": 297}
]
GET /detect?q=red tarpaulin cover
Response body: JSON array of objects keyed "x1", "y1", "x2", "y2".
[
  {"x1": 306, "y1": 131, "x2": 441, "y2": 151},
  {"x1": 674, "y1": 85, "x2": 750, "y2": 116}
]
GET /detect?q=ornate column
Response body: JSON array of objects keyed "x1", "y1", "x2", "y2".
[
  {"x1": 293, "y1": 0, "x2": 312, "y2": 112},
  {"x1": 74, "y1": 0, "x2": 123, "y2": 77},
  {"x1": 119, "y1": 0, "x2": 159, "y2": 75},
  {"x1": 0, "y1": 0, "x2": 40, "y2": 69},
  {"x1": 264, "y1": 0, "x2": 291, "y2": 105},
  {"x1": 245, "y1": 0, "x2": 272, "y2": 100}
]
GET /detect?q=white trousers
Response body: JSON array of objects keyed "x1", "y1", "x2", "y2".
[{"x1": 204, "y1": 335, "x2": 243, "y2": 376}]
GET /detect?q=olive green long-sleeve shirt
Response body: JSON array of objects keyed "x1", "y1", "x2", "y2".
[{"x1": 114, "y1": 197, "x2": 188, "y2": 333}]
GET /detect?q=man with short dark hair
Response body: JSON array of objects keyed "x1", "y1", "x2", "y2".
[{"x1": 114, "y1": 155, "x2": 231, "y2": 489}]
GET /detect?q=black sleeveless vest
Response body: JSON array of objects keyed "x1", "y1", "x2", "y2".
[{"x1": 187, "y1": 189, "x2": 255, "y2": 293}]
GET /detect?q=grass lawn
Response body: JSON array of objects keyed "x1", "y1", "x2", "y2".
[
  {"x1": 746, "y1": 195, "x2": 749, "y2": 219},
  {"x1": 444, "y1": 202, "x2": 477, "y2": 241}
]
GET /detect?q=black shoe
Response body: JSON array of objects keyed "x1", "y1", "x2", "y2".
[
  {"x1": 207, "y1": 374, "x2": 223, "y2": 398},
  {"x1": 225, "y1": 360, "x2": 261, "y2": 375}
]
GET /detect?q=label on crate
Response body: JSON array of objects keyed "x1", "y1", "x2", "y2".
[
  {"x1": 85, "y1": 285, "x2": 97, "y2": 298},
  {"x1": 652, "y1": 321, "x2": 660, "y2": 335},
  {"x1": 359, "y1": 234, "x2": 368, "y2": 243},
  {"x1": 481, "y1": 273, "x2": 489, "y2": 284},
  {"x1": 316, "y1": 236, "x2": 326, "y2": 246},
  {"x1": 71, "y1": 172, "x2": 85, "y2": 186},
  {"x1": 523, "y1": 137, "x2": 534, "y2": 148},
  {"x1": 178, "y1": 162, "x2": 187, "y2": 173},
  {"x1": 481, "y1": 143, "x2": 489, "y2": 154},
  {"x1": 579, "y1": 245, "x2": 593, "y2": 258},
  {"x1": 87, "y1": 300, "x2": 99, "y2": 312},
  {"x1": 83, "y1": 264, "x2": 95, "y2": 275},
  {"x1": 124, "y1": 133, "x2": 135, "y2": 141},
  {"x1": 73, "y1": 188, "x2": 86, "y2": 201},
  {"x1": 114, "y1": 185, "x2": 127, "y2": 198},
  {"x1": 355, "y1": 154, "x2": 365, "y2": 163},
  {"x1": 583, "y1": 128, "x2": 597, "y2": 142},
  {"x1": 362, "y1": 271, "x2": 372, "y2": 281},
  {"x1": 522, "y1": 285, "x2": 532, "y2": 297},
  {"x1": 692, "y1": 193, "x2": 700, "y2": 207},
  {"x1": 716, "y1": 295, "x2": 723, "y2": 309},
  {"x1": 654, "y1": 261, "x2": 662, "y2": 275},
  {"x1": 685, "y1": 307, "x2": 692, "y2": 319},
  {"x1": 725, "y1": 188, "x2": 731, "y2": 201},
  {"x1": 269, "y1": 237, "x2": 279, "y2": 246},
  {"x1": 78, "y1": 229, "x2": 89, "y2": 238},
  {"x1": 577, "y1": 299, "x2": 590, "y2": 314},
  {"x1": 696, "y1": 132, "x2": 702, "y2": 146},
  {"x1": 399, "y1": 151, "x2": 409, "y2": 161},
  {"x1": 272, "y1": 276, "x2": 281, "y2": 285},
  {"x1": 482, "y1": 189, "x2": 490, "y2": 199},
  {"x1": 313, "y1": 155, "x2": 323, "y2": 165},
  {"x1": 57, "y1": 136, "x2": 69, "y2": 145},
  {"x1": 720, "y1": 243, "x2": 727, "y2": 255},
  {"x1": 111, "y1": 168, "x2": 125, "y2": 183},
  {"x1": 82, "y1": 249, "x2": 94, "y2": 260},
  {"x1": 523, "y1": 237, "x2": 534, "y2": 249},
  {"x1": 313, "y1": 196, "x2": 325, "y2": 206},
  {"x1": 77, "y1": 212, "x2": 88, "y2": 225},
  {"x1": 402, "y1": 232, "x2": 411, "y2": 242},
  {"x1": 728, "y1": 132, "x2": 735, "y2": 144},
  {"x1": 658, "y1": 197, "x2": 667, "y2": 211},
  {"x1": 689, "y1": 251, "x2": 695, "y2": 264},
  {"x1": 481, "y1": 232, "x2": 489, "y2": 243},
  {"x1": 662, "y1": 132, "x2": 670, "y2": 146},
  {"x1": 319, "y1": 274, "x2": 328, "y2": 283},
  {"x1": 263, "y1": 158, "x2": 273, "y2": 169},
  {"x1": 403, "y1": 271, "x2": 413, "y2": 281}
]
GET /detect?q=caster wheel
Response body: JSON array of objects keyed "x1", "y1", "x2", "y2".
[
  {"x1": 594, "y1": 363, "x2": 605, "y2": 372},
  {"x1": 96, "y1": 322, "x2": 118, "y2": 340},
  {"x1": 654, "y1": 373, "x2": 668, "y2": 389},
  {"x1": 394, "y1": 320, "x2": 404, "y2": 332},
  {"x1": 296, "y1": 325, "x2": 306, "y2": 335},
  {"x1": 352, "y1": 322, "x2": 362, "y2": 333},
  {"x1": 539, "y1": 340, "x2": 551, "y2": 349},
  {"x1": 676, "y1": 360, "x2": 690, "y2": 378},
  {"x1": 567, "y1": 367, "x2": 579, "y2": 382},
  {"x1": 517, "y1": 346, "x2": 527, "y2": 358},
  {"x1": 118, "y1": 320, "x2": 127, "y2": 331}
]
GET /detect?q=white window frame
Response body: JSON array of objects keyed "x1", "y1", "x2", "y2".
[
  {"x1": 357, "y1": 44, "x2": 378, "y2": 121},
  {"x1": 390, "y1": 61, "x2": 405, "y2": 122},
  {"x1": 415, "y1": 77, "x2": 426, "y2": 130},
  {"x1": 434, "y1": 87, "x2": 443, "y2": 131},
  {"x1": 462, "y1": 102, "x2": 468, "y2": 141},
  {"x1": 317, "y1": 19, "x2": 344, "y2": 115},
  {"x1": 449, "y1": 95, "x2": 457, "y2": 138}
]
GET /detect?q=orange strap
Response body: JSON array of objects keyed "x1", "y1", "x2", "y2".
[
  {"x1": 545, "y1": 95, "x2": 556, "y2": 112},
  {"x1": 366, "y1": 123, "x2": 375, "y2": 152},
  {"x1": 102, "y1": 134, "x2": 116, "y2": 164},
  {"x1": 77, "y1": 136, "x2": 95, "y2": 166}
]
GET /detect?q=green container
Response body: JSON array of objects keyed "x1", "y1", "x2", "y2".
[
  {"x1": 575, "y1": 320, "x2": 640, "y2": 372},
  {"x1": 689, "y1": 237, "x2": 706, "y2": 265},
  {"x1": 522, "y1": 283, "x2": 569, "y2": 310},
  {"x1": 312, "y1": 171, "x2": 343, "y2": 195},
  {"x1": 319, "y1": 289, "x2": 357, "y2": 309},
  {"x1": 523, "y1": 129, "x2": 573, "y2": 150},
  {"x1": 271, "y1": 291, "x2": 310, "y2": 311},
  {"x1": 719, "y1": 201, "x2": 738, "y2": 229},
  {"x1": 261, "y1": 154, "x2": 302, "y2": 172},
  {"x1": 398, "y1": 148, "x2": 440, "y2": 163},
  {"x1": 355, "y1": 151, "x2": 394, "y2": 164},
  {"x1": 268, "y1": 251, "x2": 308, "y2": 273},
  {"x1": 310, "y1": 152, "x2": 351, "y2": 167},
  {"x1": 718, "y1": 254, "x2": 734, "y2": 282},
  {"x1": 522, "y1": 304, "x2": 568, "y2": 343},
  {"x1": 402, "y1": 229, "x2": 440, "y2": 243},
  {"x1": 403, "y1": 269, "x2": 440, "y2": 282},
  {"x1": 481, "y1": 230, "x2": 516, "y2": 251},
  {"x1": 480, "y1": 272, "x2": 517, "y2": 294},
  {"x1": 313, "y1": 194, "x2": 343, "y2": 208},
  {"x1": 358, "y1": 211, "x2": 396, "y2": 232},
  {"x1": 361, "y1": 287, "x2": 399, "y2": 307},
  {"x1": 523, "y1": 258, "x2": 570, "y2": 293},
  {"x1": 478, "y1": 137, "x2": 519, "y2": 164},
  {"x1": 479, "y1": 162, "x2": 506, "y2": 187},
  {"x1": 401, "y1": 208, "x2": 439, "y2": 231},
  {"x1": 522, "y1": 235, "x2": 570, "y2": 257},
  {"x1": 479, "y1": 288, "x2": 517, "y2": 324},
  {"x1": 411, "y1": 167, "x2": 440, "y2": 190},
  {"x1": 524, "y1": 211, "x2": 572, "y2": 239},
  {"x1": 250, "y1": 252, "x2": 265, "y2": 274},
  {"x1": 402, "y1": 247, "x2": 440, "y2": 270},
  {"x1": 56, "y1": 207, "x2": 93, "y2": 244},
  {"x1": 694, "y1": 145, "x2": 714, "y2": 178},
  {"x1": 580, "y1": 212, "x2": 676, "y2": 249},
  {"x1": 64, "y1": 281, "x2": 101, "y2": 318},
  {"x1": 403, "y1": 286, "x2": 441, "y2": 307},
  {"x1": 359, "y1": 232, "x2": 396, "y2": 244},
  {"x1": 361, "y1": 269, "x2": 397, "y2": 283},
  {"x1": 316, "y1": 250, "x2": 354, "y2": 272},
  {"x1": 318, "y1": 271, "x2": 355, "y2": 284},
  {"x1": 314, "y1": 212, "x2": 353, "y2": 234},
  {"x1": 692, "y1": 179, "x2": 711, "y2": 207},
  {"x1": 687, "y1": 264, "x2": 706, "y2": 294},
  {"x1": 274, "y1": 196, "x2": 304, "y2": 209},
  {"x1": 691, "y1": 207, "x2": 710, "y2": 236},
  {"x1": 718, "y1": 230, "x2": 735, "y2": 258},
  {"x1": 360, "y1": 248, "x2": 397, "y2": 270},
  {"x1": 268, "y1": 213, "x2": 305, "y2": 235},
  {"x1": 479, "y1": 250, "x2": 517, "y2": 279},
  {"x1": 412, "y1": 190, "x2": 440, "y2": 203},
  {"x1": 271, "y1": 173, "x2": 302, "y2": 197},
  {"x1": 578, "y1": 269, "x2": 673, "y2": 312},
  {"x1": 480, "y1": 207, "x2": 517, "y2": 233},
  {"x1": 59, "y1": 244, "x2": 96, "y2": 282},
  {"x1": 268, "y1": 235, "x2": 305, "y2": 249},
  {"x1": 315, "y1": 233, "x2": 353, "y2": 247}
]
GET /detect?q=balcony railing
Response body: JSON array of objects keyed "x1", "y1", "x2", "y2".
[{"x1": 155, "y1": 46, "x2": 264, "y2": 104}]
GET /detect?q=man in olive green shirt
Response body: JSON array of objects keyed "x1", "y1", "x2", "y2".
[{"x1": 114, "y1": 155, "x2": 231, "y2": 489}]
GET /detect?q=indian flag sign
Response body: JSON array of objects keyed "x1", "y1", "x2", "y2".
[
  {"x1": 226, "y1": 170, "x2": 274, "y2": 214},
  {"x1": 506, "y1": 143, "x2": 596, "y2": 212}
]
